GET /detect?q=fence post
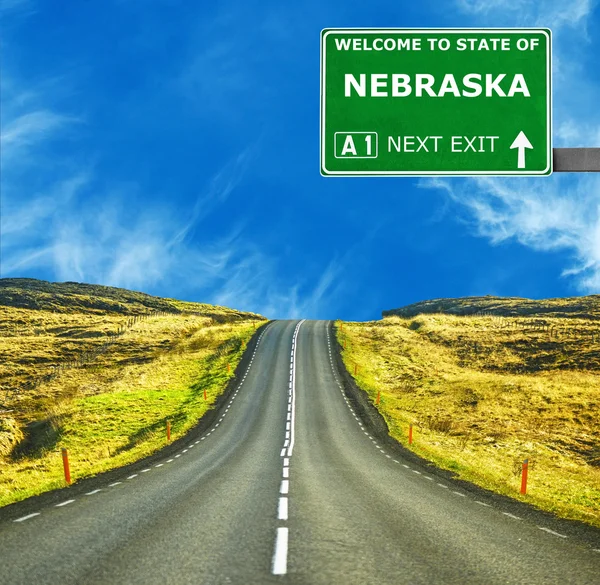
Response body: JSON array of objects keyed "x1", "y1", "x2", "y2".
[
  {"x1": 61, "y1": 448, "x2": 71, "y2": 485},
  {"x1": 520, "y1": 458, "x2": 529, "y2": 495}
]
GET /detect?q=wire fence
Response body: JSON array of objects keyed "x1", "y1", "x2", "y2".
[
  {"x1": 0, "y1": 310, "x2": 178, "y2": 404},
  {"x1": 470, "y1": 310, "x2": 600, "y2": 341},
  {"x1": 0, "y1": 310, "x2": 259, "y2": 409}
]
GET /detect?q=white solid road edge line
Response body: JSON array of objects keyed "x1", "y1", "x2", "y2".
[{"x1": 272, "y1": 527, "x2": 289, "y2": 575}]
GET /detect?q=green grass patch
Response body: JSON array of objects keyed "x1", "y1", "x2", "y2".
[
  {"x1": 0, "y1": 324, "x2": 256, "y2": 506},
  {"x1": 0, "y1": 283, "x2": 266, "y2": 508}
]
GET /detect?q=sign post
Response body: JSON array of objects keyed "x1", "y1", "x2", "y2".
[{"x1": 320, "y1": 28, "x2": 552, "y2": 176}]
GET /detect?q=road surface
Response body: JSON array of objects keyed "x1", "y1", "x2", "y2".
[{"x1": 0, "y1": 320, "x2": 598, "y2": 584}]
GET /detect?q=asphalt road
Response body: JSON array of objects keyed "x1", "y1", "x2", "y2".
[{"x1": 0, "y1": 320, "x2": 598, "y2": 584}]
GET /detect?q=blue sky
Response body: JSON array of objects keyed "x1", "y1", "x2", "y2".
[{"x1": 1, "y1": 0, "x2": 600, "y2": 320}]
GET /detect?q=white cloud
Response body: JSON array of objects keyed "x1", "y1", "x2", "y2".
[
  {"x1": 1, "y1": 127, "x2": 339, "y2": 317},
  {"x1": 457, "y1": 0, "x2": 594, "y2": 30},
  {"x1": 427, "y1": 0, "x2": 600, "y2": 293},
  {"x1": 0, "y1": 3, "x2": 344, "y2": 319},
  {"x1": 422, "y1": 175, "x2": 600, "y2": 290},
  {"x1": 1, "y1": 111, "x2": 73, "y2": 149}
]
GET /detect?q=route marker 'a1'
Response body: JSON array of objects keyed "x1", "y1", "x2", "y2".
[{"x1": 320, "y1": 28, "x2": 552, "y2": 176}]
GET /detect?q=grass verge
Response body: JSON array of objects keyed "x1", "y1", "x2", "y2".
[
  {"x1": 336, "y1": 315, "x2": 600, "y2": 527},
  {"x1": 0, "y1": 279, "x2": 266, "y2": 507}
]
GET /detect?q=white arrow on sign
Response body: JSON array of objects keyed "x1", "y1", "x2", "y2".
[{"x1": 510, "y1": 131, "x2": 533, "y2": 169}]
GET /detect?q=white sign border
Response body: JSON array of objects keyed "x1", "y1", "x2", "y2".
[
  {"x1": 320, "y1": 27, "x2": 552, "y2": 177},
  {"x1": 334, "y1": 131, "x2": 379, "y2": 159}
]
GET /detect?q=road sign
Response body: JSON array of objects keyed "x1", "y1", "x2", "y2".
[{"x1": 320, "y1": 28, "x2": 552, "y2": 176}]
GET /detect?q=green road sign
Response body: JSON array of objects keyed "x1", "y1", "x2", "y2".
[{"x1": 320, "y1": 28, "x2": 552, "y2": 176}]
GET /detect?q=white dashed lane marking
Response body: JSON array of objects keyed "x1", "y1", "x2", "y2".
[
  {"x1": 271, "y1": 319, "x2": 304, "y2": 577},
  {"x1": 278, "y1": 497, "x2": 288, "y2": 520},
  {"x1": 329, "y1": 324, "x2": 586, "y2": 554},
  {"x1": 272, "y1": 527, "x2": 289, "y2": 575},
  {"x1": 538, "y1": 527, "x2": 567, "y2": 538},
  {"x1": 13, "y1": 513, "x2": 40, "y2": 523},
  {"x1": 52, "y1": 327, "x2": 273, "y2": 511}
]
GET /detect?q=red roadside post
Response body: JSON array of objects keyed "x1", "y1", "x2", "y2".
[
  {"x1": 61, "y1": 448, "x2": 71, "y2": 485},
  {"x1": 203, "y1": 388, "x2": 207, "y2": 401},
  {"x1": 408, "y1": 424, "x2": 413, "y2": 445},
  {"x1": 227, "y1": 363, "x2": 231, "y2": 373},
  {"x1": 375, "y1": 390, "x2": 380, "y2": 405},
  {"x1": 520, "y1": 459, "x2": 529, "y2": 495},
  {"x1": 166, "y1": 420, "x2": 171, "y2": 443}
]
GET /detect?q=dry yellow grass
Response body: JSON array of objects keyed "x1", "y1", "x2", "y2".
[
  {"x1": 0, "y1": 279, "x2": 266, "y2": 507},
  {"x1": 338, "y1": 311, "x2": 600, "y2": 527}
]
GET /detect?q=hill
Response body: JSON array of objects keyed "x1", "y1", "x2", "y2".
[
  {"x1": 0, "y1": 278, "x2": 252, "y2": 319},
  {"x1": 339, "y1": 295, "x2": 600, "y2": 527},
  {"x1": 383, "y1": 295, "x2": 600, "y2": 320},
  {"x1": 0, "y1": 279, "x2": 266, "y2": 507}
]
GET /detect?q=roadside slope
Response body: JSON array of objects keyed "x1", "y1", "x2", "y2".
[
  {"x1": 336, "y1": 297, "x2": 600, "y2": 527},
  {"x1": 0, "y1": 278, "x2": 266, "y2": 507}
]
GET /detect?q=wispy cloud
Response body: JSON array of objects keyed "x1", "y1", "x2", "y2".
[
  {"x1": 0, "y1": 1, "x2": 358, "y2": 319},
  {"x1": 425, "y1": 0, "x2": 600, "y2": 294},
  {"x1": 422, "y1": 175, "x2": 600, "y2": 290},
  {"x1": 1, "y1": 110, "x2": 75, "y2": 155},
  {"x1": 1, "y1": 107, "x2": 336, "y2": 318},
  {"x1": 456, "y1": 0, "x2": 594, "y2": 30},
  {"x1": 2, "y1": 148, "x2": 254, "y2": 289},
  {"x1": 171, "y1": 146, "x2": 256, "y2": 247}
]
